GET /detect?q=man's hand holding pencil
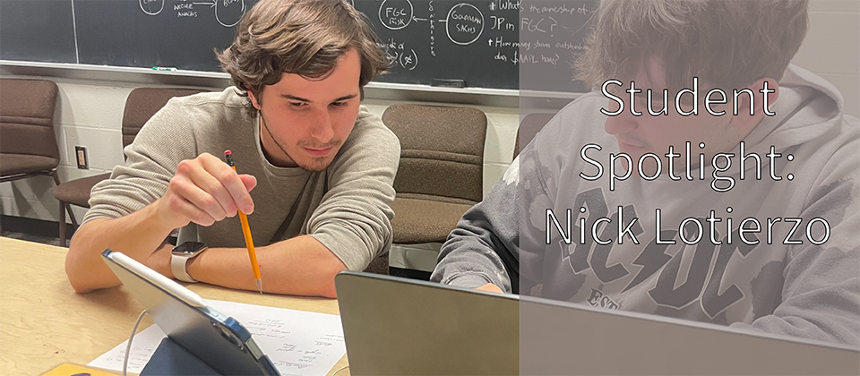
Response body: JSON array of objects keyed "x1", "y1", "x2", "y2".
[{"x1": 152, "y1": 152, "x2": 257, "y2": 230}]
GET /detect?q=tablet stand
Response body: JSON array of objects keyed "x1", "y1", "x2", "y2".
[{"x1": 141, "y1": 337, "x2": 222, "y2": 376}]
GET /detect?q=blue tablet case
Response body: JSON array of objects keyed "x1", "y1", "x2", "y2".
[{"x1": 141, "y1": 338, "x2": 221, "y2": 376}]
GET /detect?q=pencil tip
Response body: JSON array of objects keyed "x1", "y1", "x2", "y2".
[{"x1": 256, "y1": 279, "x2": 263, "y2": 294}]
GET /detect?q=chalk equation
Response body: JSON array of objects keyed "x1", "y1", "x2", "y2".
[
  {"x1": 139, "y1": 0, "x2": 246, "y2": 27},
  {"x1": 369, "y1": 0, "x2": 492, "y2": 71},
  {"x1": 378, "y1": 0, "x2": 484, "y2": 45}
]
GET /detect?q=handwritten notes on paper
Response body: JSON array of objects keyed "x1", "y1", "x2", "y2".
[
  {"x1": 216, "y1": 300, "x2": 346, "y2": 375},
  {"x1": 88, "y1": 300, "x2": 346, "y2": 376}
]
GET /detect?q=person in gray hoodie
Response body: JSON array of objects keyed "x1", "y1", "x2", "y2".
[{"x1": 432, "y1": 0, "x2": 859, "y2": 346}]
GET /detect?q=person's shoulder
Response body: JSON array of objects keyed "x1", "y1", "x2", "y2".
[
  {"x1": 353, "y1": 106, "x2": 388, "y2": 130},
  {"x1": 529, "y1": 91, "x2": 612, "y2": 154},
  {"x1": 327, "y1": 106, "x2": 400, "y2": 174},
  {"x1": 350, "y1": 105, "x2": 400, "y2": 149},
  {"x1": 814, "y1": 113, "x2": 860, "y2": 175},
  {"x1": 165, "y1": 87, "x2": 246, "y2": 110},
  {"x1": 156, "y1": 87, "x2": 251, "y2": 129},
  {"x1": 553, "y1": 91, "x2": 608, "y2": 126}
]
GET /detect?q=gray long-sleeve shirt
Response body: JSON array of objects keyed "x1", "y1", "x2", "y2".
[{"x1": 83, "y1": 87, "x2": 400, "y2": 271}]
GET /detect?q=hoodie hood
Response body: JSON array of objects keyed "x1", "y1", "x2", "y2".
[{"x1": 740, "y1": 64, "x2": 846, "y2": 155}]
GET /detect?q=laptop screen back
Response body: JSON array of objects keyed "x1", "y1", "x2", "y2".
[
  {"x1": 336, "y1": 271, "x2": 859, "y2": 375},
  {"x1": 336, "y1": 272, "x2": 519, "y2": 375}
]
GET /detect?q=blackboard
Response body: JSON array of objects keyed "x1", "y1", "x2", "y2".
[
  {"x1": 355, "y1": 0, "x2": 520, "y2": 89},
  {"x1": 0, "y1": 0, "x2": 78, "y2": 64},
  {"x1": 518, "y1": 0, "x2": 596, "y2": 93},
  {"x1": 0, "y1": 0, "x2": 596, "y2": 93},
  {"x1": 73, "y1": 0, "x2": 248, "y2": 72}
]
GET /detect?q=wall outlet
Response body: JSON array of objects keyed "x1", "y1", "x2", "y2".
[{"x1": 75, "y1": 146, "x2": 89, "y2": 169}]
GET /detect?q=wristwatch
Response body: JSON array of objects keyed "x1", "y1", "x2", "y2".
[{"x1": 171, "y1": 241, "x2": 208, "y2": 283}]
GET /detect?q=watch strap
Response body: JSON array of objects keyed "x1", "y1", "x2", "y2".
[{"x1": 171, "y1": 253, "x2": 198, "y2": 283}]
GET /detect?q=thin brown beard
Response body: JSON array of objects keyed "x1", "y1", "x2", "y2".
[{"x1": 260, "y1": 111, "x2": 293, "y2": 159}]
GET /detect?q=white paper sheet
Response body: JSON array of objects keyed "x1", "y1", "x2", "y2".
[{"x1": 88, "y1": 299, "x2": 346, "y2": 376}]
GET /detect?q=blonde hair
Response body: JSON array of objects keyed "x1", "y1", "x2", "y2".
[
  {"x1": 217, "y1": 0, "x2": 388, "y2": 115},
  {"x1": 575, "y1": 0, "x2": 809, "y2": 91}
]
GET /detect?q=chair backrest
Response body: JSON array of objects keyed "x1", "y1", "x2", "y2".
[
  {"x1": 514, "y1": 112, "x2": 555, "y2": 159},
  {"x1": 122, "y1": 87, "x2": 204, "y2": 147},
  {"x1": 382, "y1": 104, "x2": 487, "y2": 204},
  {"x1": 0, "y1": 79, "x2": 60, "y2": 160}
]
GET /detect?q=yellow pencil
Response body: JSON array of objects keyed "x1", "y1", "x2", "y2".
[{"x1": 224, "y1": 150, "x2": 263, "y2": 294}]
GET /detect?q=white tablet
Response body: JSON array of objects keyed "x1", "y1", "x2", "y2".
[{"x1": 102, "y1": 249, "x2": 279, "y2": 375}]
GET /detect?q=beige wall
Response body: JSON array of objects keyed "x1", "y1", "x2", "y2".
[{"x1": 793, "y1": 0, "x2": 860, "y2": 117}]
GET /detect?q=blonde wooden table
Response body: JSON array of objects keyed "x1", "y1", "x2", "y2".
[{"x1": 0, "y1": 237, "x2": 349, "y2": 375}]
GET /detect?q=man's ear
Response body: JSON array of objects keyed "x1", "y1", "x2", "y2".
[
  {"x1": 245, "y1": 84, "x2": 261, "y2": 110},
  {"x1": 729, "y1": 77, "x2": 779, "y2": 130}
]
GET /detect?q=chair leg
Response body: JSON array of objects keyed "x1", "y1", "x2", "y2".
[
  {"x1": 52, "y1": 170, "x2": 78, "y2": 246},
  {"x1": 59, "y1": 201, "x2": 67, "y2": 248},
  {"x1": 66, "y1": 203, "x2": 78, "y2": 227}
]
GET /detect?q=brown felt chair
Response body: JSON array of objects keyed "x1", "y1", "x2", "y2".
[
  {"x1": 514, "y1": 112, "x2": 555, "y2": 159},
  {"x1": 53, "y1": 87, "x2": 203, "y2": 247},
  {"x1": 382, "y1": 104, "x2": 488, "y2": 246},
  {"x1": 0, "y1": 78, "x2": 75, "y2": 228}
]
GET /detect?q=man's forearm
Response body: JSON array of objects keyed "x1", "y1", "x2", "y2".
[
  {"x1": 65, "y1": 204, "x2": 176, "y2": 293},
  {"x1": 187, "y1": 235, "x2": 347, "y2": 298}
]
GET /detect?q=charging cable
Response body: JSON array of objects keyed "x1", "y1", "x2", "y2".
[{"x1": 123, "y1": 310, "x2": 148, "y2": 376}]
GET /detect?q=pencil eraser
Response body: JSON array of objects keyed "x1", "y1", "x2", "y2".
[{"x1": 224, "y1": 150, "x2": 232, "y2": 155}]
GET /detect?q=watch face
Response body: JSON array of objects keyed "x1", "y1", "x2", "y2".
[{"x1": 173, "y1": 242, "x2": 207, "y2": 256}]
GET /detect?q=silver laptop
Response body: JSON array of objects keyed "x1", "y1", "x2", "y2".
[{"x1": 335, "y1": 271, "x2": 859, "y2": 375}]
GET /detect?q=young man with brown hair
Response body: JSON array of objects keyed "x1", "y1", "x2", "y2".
[
  {"x1": 433, "y1": 0, "x2": 859, "y2": 345},
  {"x1": 66, "y1": 0, "x2": 399, "y2": 298}
]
